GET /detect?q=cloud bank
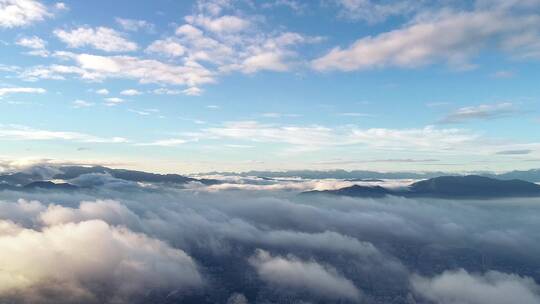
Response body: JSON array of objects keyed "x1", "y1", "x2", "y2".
[{"x1": 0, "y1": 167, "x2": 539, "y2": 303}]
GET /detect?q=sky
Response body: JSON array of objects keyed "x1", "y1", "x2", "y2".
[{"x1": 0, "y1": 0, "x2": 539, "y2": 173}]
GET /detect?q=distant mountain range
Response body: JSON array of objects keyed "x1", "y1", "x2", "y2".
[
  {"x1": 303, "y1": 175, "x2": 540, "y2": 199},
  {"x1": 204, "y1": 169, "x2": 447, "y2": 180},
  {"x1": 0, "y1": 165, "x2": 219, "y2": 191},
  {"x1": 2, "y1": 165, "x2": 540, "y2": 197},
  {"x1": 205, "y1": 169, "x2": 540, "y2": 183},
  {"x1": 54, "y1": 166, "x2": 220, "y2": 185}
]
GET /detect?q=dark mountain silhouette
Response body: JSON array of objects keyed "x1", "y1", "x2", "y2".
[
  {"x1": 53, "y1": 166, "x2": 220, "y2": 185},
  {"x1": 483, "y1": 169, "x2": 540, "y2": 183},
  {"x1": 303, "y1": 185, "x2": 392, "y2": 197},
  {"x1": 304, "y1": 175, "x2": 540, "y2": 199},
  {"x1": 0, "y1": 171, "x2": 45, "y2": 186},
  {"x1": 23, "y1": 181, "x2": 79, "y2": 191},
  {"x1": 0, "y1": 166, "x2": 220, "y2": 191},
  {"x1": 408, "y1": 175, "x2": 540, "y2": 198}
]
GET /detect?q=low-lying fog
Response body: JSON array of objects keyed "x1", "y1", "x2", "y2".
[{"x1": 1, "y1": 173, "x2": 539, "y2": 303}]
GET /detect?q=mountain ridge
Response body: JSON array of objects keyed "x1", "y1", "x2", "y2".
[{"x1": 303, "y1": 175, "x2": 540, "y2": 199}]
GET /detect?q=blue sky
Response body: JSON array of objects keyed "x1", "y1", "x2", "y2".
[{"x1": 0, "y1": 0, "x2": 539, "y2": 173}]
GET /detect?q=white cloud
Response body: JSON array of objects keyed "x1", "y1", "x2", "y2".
[
  {"x1": 115, "y1": 17, "x2": 154, "y2": 32},
  {"x1": 312, "y1": 6, "x2": 540, "y2": 71},
  {"x1": 204, "y1": 121, "x2": 480, "y2": 152},
  {"x1": 152, "y1": 88, "x2": 182, "y2": 95},
  {"x1": 16, "y1": 35, "x2": 45, "y2": 49},
  {"x1": 249, "y1": 249, "x2": 361, "y2": 301},
  {"x1": 104, "y1": 97, "x2": 125, "y2": 106},
  {"x1": 136, "y1": 138, "x2": 188, "y2": 147},
  {"x1": 18, "y1": 64, "x2": 94, "y2": 81},
  {"x1": 0, "y1": 124, "x2": 128, "y2": 143},
  {"x1": 412, "y1": 269, "x2": 540, "y2": 304},
  {"x1": 183, "y1": 86, "x2": 203, "y2": 96},
  {"x1": 54, "y1": 2, "x2": 68, "y2": 10},
  {"x1": 188, "y1": 14, "x2": 250, "y2": 33},
  {"x1": 53, "y1": 52, "x2": 215, "y2": 88},
  {"x1": 0, "y1": 87, "x2": 45, "y2": 96},
  {"x1": 120, "y1": 89, "x2": 142, "y2": 96},
  {"x1": 72, "y1": 99, "x2": 94, "y2": 108},
  {"x1": 0, "y1": 219, "x2": 203, "y2": 301},
  {"x1": 0, "y1": 64, "x2": 20, "y2": 72},
  {"x1": 0, "y1": 0, "x2": 50, "y2": 28},
  {"x1": 171, "y1": 6, "x2": 321, "y2": 75},
  {"x1": 219, "y1": 32, "x2": 320, "y2": 74},
  {"x1": 54, "y1": 27, "x2": 138, "y2": 52},
  {"x1": 239, "y1": 52, "x2": 289, "y2": 73},
  {"x1": 16, "y1": 35, "x2": 49, "y2": 57},
  {"x1": 146, "y1": 38, "x2": 186, "y2": 57},
  {"x1": 39, "y1": 200, "x2": 140, "y2": 227},
  {"x1": 95, "y1": 88, "x2": 109, "y2": 95}
]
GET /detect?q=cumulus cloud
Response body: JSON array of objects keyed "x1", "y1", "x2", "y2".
[
  {"x1": 249, "y1": 249, "x2": 361, "y2": 301},
  {"x1": 0, "y1": 219, "x2": 203, "y2": 302},
  {"x1": 412, "y1": 269, "x2": 540, "y2": 304},
  {"x1": 16, "y1": 35, "x2": 46, "y2": 49},
  {"x1": 115, "y1": 17, "x2": 154, "y2": 32},
  {"x1": 10, "y1": 0, "x2": 319, "y2": 95},
  {"x1": 104, "y1": 97, "x2": 125, "y2": 106},
  {"x1": 34, "y1": 52, "x2": 215, "y2": 89},
  {"x1": 54, "y1": 27, "x2": 138, "y2": 52},
  {"x1": 145, "y1": 38, "x2": 186, "y2": 57},
  {"x1": 188, "y1": 14, "x2": 250, "y2": 33},
  {"x1": 313, "y1": 4, "x2": 540, "y2": 71},
  {"x1": 0, "y1": 0, "x2": 50, "y2": 28},
  {"x1": 40, "y1": 199, "x2": 141, "y2": 227},
  {"x1": 171, "y1": 5, "x2": 320, "y2": 75}
]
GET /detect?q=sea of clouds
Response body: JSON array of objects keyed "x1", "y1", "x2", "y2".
[{"x1": 0, "y1": 172, "x2": 539, "y2": 303}]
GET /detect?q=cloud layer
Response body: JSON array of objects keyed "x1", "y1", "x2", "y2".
[{"x1": 0, "y1": 168, "x2": 539, "y2": 303}]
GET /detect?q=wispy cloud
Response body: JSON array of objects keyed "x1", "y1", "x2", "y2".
[
  {"x1": 0, "y1": 87, "x2": 45, "y2": 96},
  {"x1": 136, "y1": 138, "x2": 188, "y2": 147},
  {"x1": 0, "y1": 124, "x2": 128, "y2": 143},
  {"x1": 72, "y1": 99, "x2": 94, "y2": 108},
  {"x1": 439, "y1": 102, "x2": 518, "y2": 124},
  {"x1": 495, "y1": 149, "x2": 532, "y2": 155},
  {"x1": 115, "y1": 17, "x2": 154, "y2": 32},
  {"x1": 120, "y1": 89, "x2": 142, "y2": 96},
  {"x1": 54, "y1": 27, "x2": 138, "y2": 52}
]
